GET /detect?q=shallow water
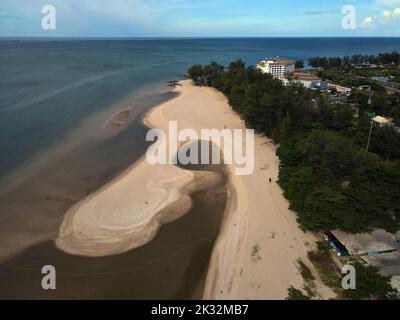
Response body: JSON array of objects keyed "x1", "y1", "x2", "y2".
[
  {"x1": 0, "y1": 163, "x2": 227, "y2": 300},
  {"x1": 0, "y1": 90, "x2": 177, "y2": 263},
  {"x1": 1, "y1": 38, "x2": 400, "y2": 298}
]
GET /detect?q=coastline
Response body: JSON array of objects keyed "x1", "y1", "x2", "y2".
[
  {"x1": 55, "y1": 152, "x2": 222, "y2": 257},
  {"x1": 142, "y1": 80, "x2": 335, "y2": 299},
  {"x1": 56, "y1": 80, "x2": 335, "y2": 299},
  {"x1": 55, "y1": 82, "x2": 223, "y2": 257},
  {"x1": 0, "y1": 85, "x2": 177, "y2": 264},
  {"x1": 0, "y1": 174, "x2": 228, "y2": 299}
]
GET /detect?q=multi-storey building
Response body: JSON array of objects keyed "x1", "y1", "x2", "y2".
[{"x1": 256, "y1": 57, "x2": 295, "y2": 78}]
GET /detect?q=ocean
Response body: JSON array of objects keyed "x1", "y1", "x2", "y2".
[
  {"x1": 2, "y1": 38, "x2": 400, "y2": 183},
  {"x1": 1, "y1": 37, "x2": 400, "y2": 299}
]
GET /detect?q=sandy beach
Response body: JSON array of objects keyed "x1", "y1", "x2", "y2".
[
  {"x1": 56, "y1": 154, "x2": 222, "y2": 257},
  {"x1": 56, "y1": 80, "x2": 334, "y2": 299}
]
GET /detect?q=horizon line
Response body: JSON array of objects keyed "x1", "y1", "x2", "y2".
[{"x1": 2, "y1": 36, "x2": 400, "y2": 40}]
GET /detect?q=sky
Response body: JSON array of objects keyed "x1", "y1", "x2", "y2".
[{"x1": 1, "y1": 0, "x2": 400, "y2": 37}]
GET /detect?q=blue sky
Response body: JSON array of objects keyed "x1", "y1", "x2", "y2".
[{"x1": 1, "y1": 0, "x2": 400, "y2": 37}]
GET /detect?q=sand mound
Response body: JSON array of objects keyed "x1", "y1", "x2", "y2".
[{"x1": 56, "y1": 157, "x2": 222, "y2": 257}]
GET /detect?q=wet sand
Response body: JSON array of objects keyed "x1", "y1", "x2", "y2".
[
  {"x1": 0, "y1": 79, "x2": 334, "y2": 300},
  {"x1": 0, "y1": 164, "x2": 227, "y2": 299},
  {"x1": 55, "y1": 150, "x2": 222, "y2": 257},
  {"x1": 0, "y1": 85, "x2": 229, "y2": 300},
  {"x1": 0, "y1": 90, "x2": 176, "y2": 263},
  {"x1": 106, "y1": 109, "x2": 131, "y2": 132}
]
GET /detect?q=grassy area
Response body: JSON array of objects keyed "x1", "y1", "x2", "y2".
[
  {"x1": 297, "y1": 259, "x2": 315, "y2": 281},
  {"x1": 306, "y1": 248, "x2": 399, "y2": 300},
  {"x1": 296, "y1": 259, "x2": 317, "y2": 298},
  {"x1": 307, "y1": 251, "x2": 341, "y2": 292},
  {"x1": 286, "y1": 286, "x2": 310, "y2": 300},
  {"x1": 319, "y1": 69, "x2": 386, "y2": 91},
  {"x1": 351, "y1": 66, "x2": 400, "y2": 83}
]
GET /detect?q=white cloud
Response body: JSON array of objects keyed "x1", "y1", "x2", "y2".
[
  {"x1": 393, "y1": 7, "x2": 400, "y2": 16},
  {"x1": 380, "y1": 6, "x2": 400, "y2": 22},
  {"x1": 361, "y1": 16, "x2": 376, "y2": 28}
]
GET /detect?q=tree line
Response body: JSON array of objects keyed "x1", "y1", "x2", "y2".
[
  {"x1": 187, "y1": 61, "x2": 400, "y2": 233},
  {"x1": 308, "y1": 51, "x2": 400, "y2": 69}
]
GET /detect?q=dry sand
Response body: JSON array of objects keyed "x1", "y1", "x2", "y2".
[
  {"x1": 56, "y1": 80, "x2": 335, "y2": 299},
  {"x1": 56, "y1": 158, "x2": 221, "y2": 256}
]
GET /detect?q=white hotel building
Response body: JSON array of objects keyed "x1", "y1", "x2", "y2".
[
  {"x1": 257, "y1": 56, "x2": 326, "y2": 90},
  {"x1": 256, "y1": 57, "x2": 295, "y2": 78}
]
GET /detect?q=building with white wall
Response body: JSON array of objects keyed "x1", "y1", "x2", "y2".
[
  {"x1": 257, "y1": 56, "x2": 327, "y2": 90},
  {"x1": 257, "y1": 57, "x2": 295, "y2": 78},
  {"x1": 282, "y1": 71, "x2": 326, "y2": 89}
]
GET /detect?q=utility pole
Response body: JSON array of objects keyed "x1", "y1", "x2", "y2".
[
  {"x1": 366, "y1": 120, "x2": 374, "y2": 153},
  {"x1": 365, "y1": 95, "x2": 375, "y2": 153}
]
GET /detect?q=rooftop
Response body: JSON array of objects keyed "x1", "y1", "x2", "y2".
[
  {"x1": 362, "y1": 251, "x2": 400, "y2": 277},
  {"x1": 330, "y1": 229, "x2": 400, "y2": 255},
  {"x1": 291, "y1": 71, "x2": 321, "y2": 81},
  {"x1": 265, "y1": 57, "x2": 295, "y2": 66},
  {"x1": 328, "y1": 83, "x2": 352, "y2": 90}
]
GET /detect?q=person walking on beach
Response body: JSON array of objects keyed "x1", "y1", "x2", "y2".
[{"x1": 269, "y1": 177, "x2": 272, "y2": 183}]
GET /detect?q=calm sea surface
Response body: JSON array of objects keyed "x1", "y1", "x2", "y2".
[
  {"x1": 1, "y1": 38, "x2": 400, "y2": 299},
  {"x1": 2, "y1": 38, "x2": 400, "y2": 182}
]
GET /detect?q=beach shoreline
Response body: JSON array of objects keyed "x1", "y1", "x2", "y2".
[
  {"x1": 143, "y1": 80, "x2": 335, "y2": 299},
  {"x1": 0, "y1": 85, "x2": 178, "y2": 265},
  {"x1": 55, "y1": 152, "x2": 222, "y2": 257},
  {"x1": 55, "y1": 80, "x2": 335, "y2": 299}
]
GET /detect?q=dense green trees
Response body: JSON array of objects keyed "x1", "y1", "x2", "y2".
[
  {"x1": 187, "y1": 64, "x2": 204, "y2": 86},
  {"x1": 318, "y1": 69, "x2": 386, "y2": 91},
  {"x1": 309, "y1": 56, "x2": 343, "y2": 69},
  {"x1": 278, "y1": 130, "x2": 371, "y2": 232},
  {"x1": 187, "y1": 60, "x2": 400, "y2": 233},
  {"x1": 309, "y1": 51, "x2": 400, "y2": 69},
  {"x1": 295, "y1": 60, "x2": 304, "y2": 69},
  {"x1": 370, "y1": 125, "x2": 400, "y2": 160},
  {"x1": 345, "y1": 163, "x2": 400, "y2": 232},
  {"x1": 343, "y1": 261, "x2": 399, "y2": 300},
  {"x1": 286, "y1": 286, "x2": 310, "y2": 300},
  {"x1": 300, "y1": 187, "x2": 349, "y2": 231}
]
